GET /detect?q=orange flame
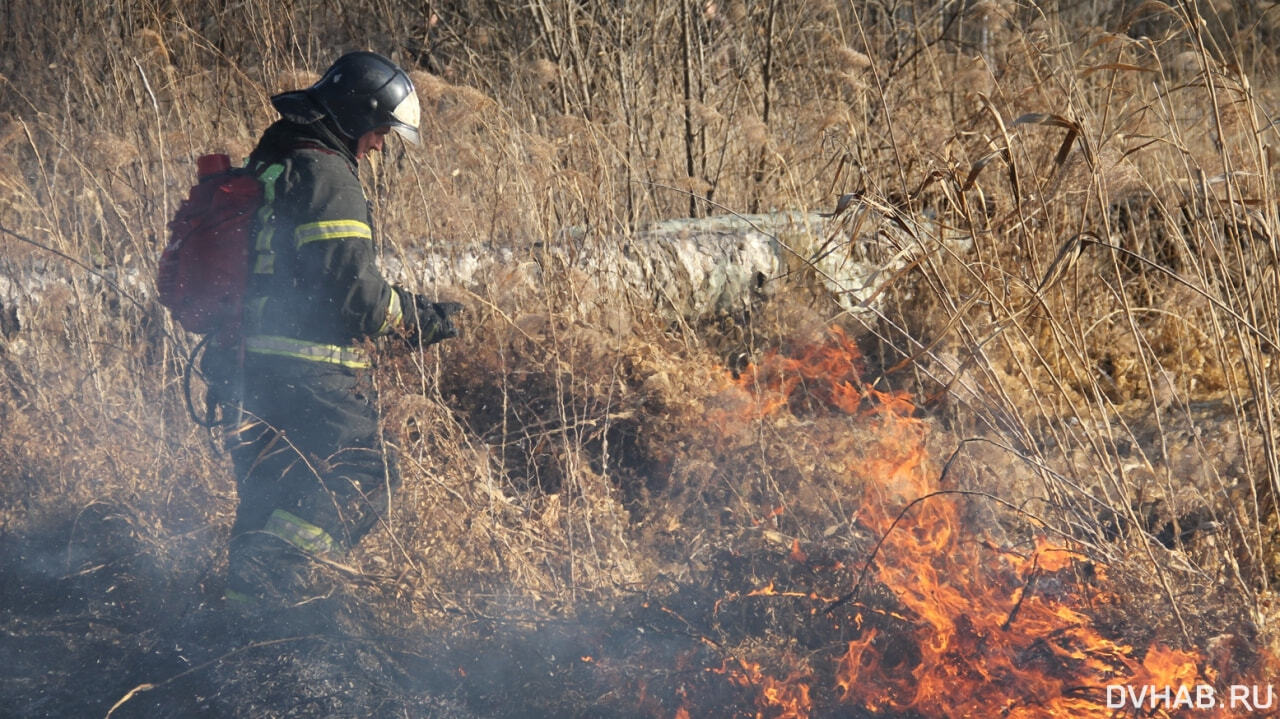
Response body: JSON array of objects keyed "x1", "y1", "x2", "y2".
[
  {"x1": 789, "y1": 538, "x2": 807, "y2": 563},
  {"x1": 716, "y1": 658, "x2": 812, "y2": 719},
  {"x1": 722, "y1": 327, "x2": 1235, "y2": 718}
]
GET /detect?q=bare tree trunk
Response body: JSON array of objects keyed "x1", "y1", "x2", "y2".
[
  {"x1": 612, "y1": 7, "x2": 636, "y2": 229},
  {"x1": 679, "y1": 0, "x2": 698, "y2": 217},
  {"x1": 750, "y1": 0, "x2": 777, "y2": 214}
]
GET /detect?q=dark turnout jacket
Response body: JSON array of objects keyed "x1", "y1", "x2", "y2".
[
  {"x1": 240, "y1": 119, "x2": 410, "y2": 369},
  {"x1": 214, "y1": 118, "x2": 411, "y2": 551}
]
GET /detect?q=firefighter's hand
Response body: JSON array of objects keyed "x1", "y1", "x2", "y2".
[{"x1": 410, "y1": 296, "x2": 462, "y2": 347}]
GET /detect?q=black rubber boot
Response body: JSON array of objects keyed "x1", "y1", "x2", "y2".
[{"x1": 223, "y1": 531, "x2": 346, "y2": 640}]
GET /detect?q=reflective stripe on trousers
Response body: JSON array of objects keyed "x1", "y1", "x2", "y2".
[
  {"x1": 244, "y1": 334, "x2": 371, "y2": 369},
  {"x1": 264, "y1": 509, "x2": 338, "y2": 555}
]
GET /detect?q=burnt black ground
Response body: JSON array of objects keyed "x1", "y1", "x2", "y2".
[
  {"x1": 0, "y1": 507, "x2": 473, "y2": 718},
  {"x1": 0, "y1": 504, "x2": 891, "y2": 718}
]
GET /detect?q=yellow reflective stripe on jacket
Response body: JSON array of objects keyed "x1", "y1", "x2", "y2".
[
  {"x1": 244, "y1": 334, "x2": 371, "y2": 369},
  {"x1": 294, "y1": 219, "x2": 373, "y2": 247},
  {"x1": 252, "y1": 164, "x2": 285, "y2": 275},
  {"x1": 377, "y1": 289, "x2": 403, "y2": 335},
  {"x1": 264, "y1": 509, "x2": 338, "y2": 555}
]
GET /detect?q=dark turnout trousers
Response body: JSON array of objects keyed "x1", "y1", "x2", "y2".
[{"x1": 218, "y1": 353, "x2": 399, "y2": 601}]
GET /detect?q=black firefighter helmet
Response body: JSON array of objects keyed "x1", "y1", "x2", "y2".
[{"x1": 271, "y1": 51, "x2": 421, "y2": 145}]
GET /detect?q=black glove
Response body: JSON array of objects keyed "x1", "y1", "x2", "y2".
[{"x1": 408, "y1": 295, "x2": 463, "y2": 347}]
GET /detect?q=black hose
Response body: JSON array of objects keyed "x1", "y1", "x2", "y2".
[{"x1": 182, "y1": 333, "x2": 224, "y2": 428}]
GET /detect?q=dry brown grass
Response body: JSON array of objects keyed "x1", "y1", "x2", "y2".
[{"x1": 3, "y1": 0, "x2": 1280, "y2": 712}]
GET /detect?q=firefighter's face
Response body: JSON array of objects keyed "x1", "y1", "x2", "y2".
[{"x1": 356, "y1": 127, "x2": 391, "y2": 160}]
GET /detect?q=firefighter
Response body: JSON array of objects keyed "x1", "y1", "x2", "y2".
[{"x1": 209, "y1": 51, "x2": 460, "y2": 607}]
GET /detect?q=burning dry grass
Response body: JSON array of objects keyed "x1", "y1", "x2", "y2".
[
  {"x1": 2, "y1": 0, "x2": 1280, "y2": 716},
  {"x1": 652, "y1": 326, "x2": 1270, "y2": 716},
  {"x1": 352, "y1": 317, "x2": 1273, "y2": 716}
]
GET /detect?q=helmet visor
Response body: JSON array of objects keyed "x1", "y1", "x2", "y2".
[{"x1": 390, "y1": 91, "x2": 421, "y2": 145}]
